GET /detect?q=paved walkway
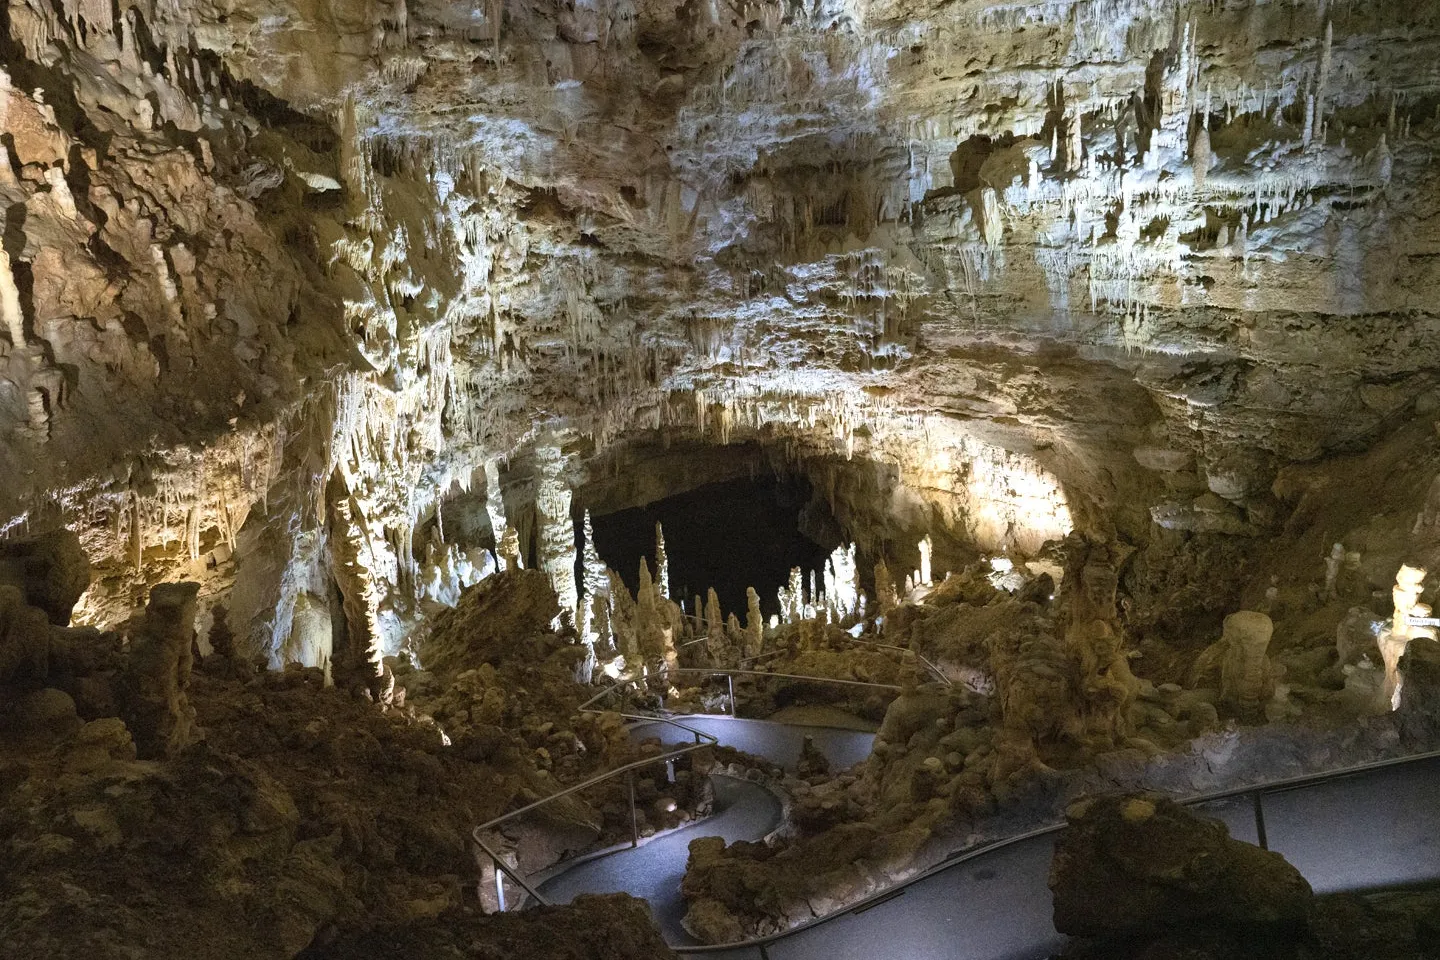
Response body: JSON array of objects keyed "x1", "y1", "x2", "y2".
[
  {"x1": 542, "y1": 720, "x2": 1440, "y2": 958},
  {"x1": 629, "y1": 715, "x2": 877, "y2": 772},
  {"x1": 679, "y1": 753, "x2": 1440, "y2": 959},
  {"x1": 538, "y1": 775, "x2": 782, "y2": 943}
]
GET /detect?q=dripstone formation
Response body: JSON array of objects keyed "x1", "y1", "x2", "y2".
[{"x1": 2, "y1": 0, "x2": 1440, "y2": 956}]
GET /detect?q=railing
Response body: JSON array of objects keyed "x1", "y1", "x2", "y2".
[
  {"x1": 836, "y1": 636, "x2": 953, "y2": 686},
  {"x1": 471, "y1": 666, "x2": 898, "y2": 911},
  {"x1": 473, "y1": 672, "x2": 720, "y2": 910},
  {"x1": 667, "y1": 666, "x2": 903, "y2": 717},
  {"x1": 669, "y1": 746, "x2": 1440, "y2": 956}
]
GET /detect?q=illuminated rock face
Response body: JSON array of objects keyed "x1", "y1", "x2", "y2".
[
  {"x1": 1217, "y1": 610, "x2": 1276, "y2": 718},
  {"x1": 0, "y1": 0, "x2": 1437, "y2": 665}
]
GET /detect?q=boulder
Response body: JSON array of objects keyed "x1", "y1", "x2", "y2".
[
  {"x1": 416, "y1": 568, "x2": 561, "y2": 680},
  {"x1": 1050, "y1": 792, "x2": 1313, "y2": 938},
  {"x1": 0, "y1": 529, "x2": 91, "y2": 625},
  {"x1": 0, "y1": 584, "x2": 55, "y2": 685},
  {"x1": 5, "y1": 686, "x2": 82, "y2": 739}
]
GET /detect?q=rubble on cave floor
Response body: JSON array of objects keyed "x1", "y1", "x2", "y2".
[{"x1": 0, "y1": 558, "x2": 685, "y2": 960}]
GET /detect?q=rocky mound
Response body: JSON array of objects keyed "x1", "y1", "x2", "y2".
[
  {"x1": 1051, "y1": 792, "x2": 1438, "y2": 960},
  {"x1": 1050, "y1": 793, "x2": 1313, "y2": 937}
]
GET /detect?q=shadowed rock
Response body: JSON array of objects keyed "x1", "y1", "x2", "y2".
[{"x1": 1050, "y1": 792, "x2": 1312, "y2": 938}]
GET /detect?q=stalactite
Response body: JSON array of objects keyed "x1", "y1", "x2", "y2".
[
  {"x1": 130, "y1": 491, "x2": 144, "y2": 574},
  {"x1": 1317, "y1": 20, "x2": 1333, "y2": 123},
  {"x1": 185, "y1": 505, "x2": 201, "y2": 561}
]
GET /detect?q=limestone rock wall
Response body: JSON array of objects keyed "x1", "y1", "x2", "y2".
[{"x1": 0, "y1": 0, "x2": 1437, "y2": 665}]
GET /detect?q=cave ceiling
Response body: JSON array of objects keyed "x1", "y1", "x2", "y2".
[{"x1": 0, "y1": 0, "x2": 1437, "y2": 652}]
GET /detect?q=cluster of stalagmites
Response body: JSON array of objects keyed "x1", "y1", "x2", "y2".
[
  {"x1": 672, "y1": 531, "x2": 1440, "y2": 943},
  {"x1": 392, "y1": 567, "x2": 726, "y2": 886}
]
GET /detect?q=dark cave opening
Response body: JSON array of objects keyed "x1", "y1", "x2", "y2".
[{"x1": 586, "y1": 473, "x2": 834, "y2": 619}]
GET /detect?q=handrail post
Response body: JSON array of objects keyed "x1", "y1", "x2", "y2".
[
  {"x1": 728, "y1": 673, "x2": 736, "y2": 717},
  {"x1": 1252, "y1": 790, "x2": 1269, "y2": 850},
  {"x1": 628, "y1": 769, "x2": 639, "y2": 848}
]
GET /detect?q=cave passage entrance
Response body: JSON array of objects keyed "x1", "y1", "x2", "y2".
[{"x1": 586, "y1": 474, "x2": 833, "y2": 619}]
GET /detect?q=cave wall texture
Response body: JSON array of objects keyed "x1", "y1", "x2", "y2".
[{"x1": 1, "y1": 0, "x2": 1438, "y2": 666}]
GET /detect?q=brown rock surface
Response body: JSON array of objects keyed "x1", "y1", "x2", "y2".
[
  {"x1": 417, "y1": 569, "x2": 563, "y2": 681},
  {"x1": 1050, "y1": 793, "x2": 1313, "y2": 938},
  {"x1": 0, "y1": 529, "x2": 90, "y2": 625},
  {"x1": 118, "y1": 582, "x2": 203, "y2": 758}
]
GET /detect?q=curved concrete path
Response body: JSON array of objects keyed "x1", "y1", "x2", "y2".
[
  {"x1": 630, "y1": 715, "x2": 876, "y2": 772},
  {"x1": 538, "y1": 715, "x2": 867, "y2": 942},
  {"x1": 538, "y1": 775, "x2": 782, "y2": 942},
  {"x1": 544, "y1": 712, "x2": 1440, "y2": 960},
  {"x1": 676, "y1": 752, "x2": 1440, "y2": 959}
]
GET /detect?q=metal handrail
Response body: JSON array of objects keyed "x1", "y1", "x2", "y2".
[
  {"x1": 837, "y1": 636, "x2": 953, "y2": 686},
  {"x1": 670, "y1": 667, "x2": 903, "y2": 691},
  {"x1": 473, "y1": 672, "x2": 721, "y2": 910},
  {"x1": 471, "y1": 665, "x2": 903, "y2": 910},
  {"x1": 670, "y1": 746, "x2": 1440, "y2": 954}
]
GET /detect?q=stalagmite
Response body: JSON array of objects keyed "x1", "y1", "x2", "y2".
[
  {"x1": 874, "y1": 559, "x2": 897, "y2": 615},
  {"x1": 1324, "y1": 543, "x2": 1344, "y2": 599},
  {"x1": 533, "y1": 442, "x2": 578, "y2": 621},
  {"x1": 778, "y1": 566, "x2": 805, "y2": 623},
  {"x1": 484, "y1": 459, "x2": 508, "y2": 554},
  {"x1": 580, "y1": 510, "x2": 608, "y2": 642},
  {"x1": 0, "y1": 247, "x2": 25, "y2": 347},
  {"x1": 636, "y1": 558, "x2": 664, "y2": 662},
  {"x1": 654, "y1": 522, "x2": 669, "y2": 599},
  {"x1": 498, "y1": 525, "x2": 522, "y2": 571},
  {"x1": 703, "y1": 587, "x2": 728, "y2": 663},
  {"x1": 918, "y1": 536, "x2": 933, "y2": 586},
  {"x1": 1218, "y1": 611, "x2": 1277, "y2": 718},
  {"x1": 824, "y1": 543, "x2": 860, "y2": 620},
  {"x1": 744, "y1": 587, "x2": 763, "y2": 659},
  {"x1": 608, "y1": 568, "x2": 638, "y2": 662},
  {"x1": 1379, "y1": 565, "x2": 1435, "y2": 711}
]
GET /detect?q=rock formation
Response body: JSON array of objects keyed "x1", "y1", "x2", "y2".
[
  {"x1": 119, "y1": 582, "x2": 203, "y2": 758},
  {"x1": 1051, "y1": 792, "x2": 1313, "y2": 938},
  {"x1": 1380, "y1": 565, "x2": 1436, "y2": 710},
  {"x1": 1217, "y1": 611, "x2": 1278, "y2": 719},
  {"x1": 1051, "y1": 792, "x2": 1438, "y2": 960},
  {"x1": 0, "y1": 530, "x2": 90, "y2": 625},
  {"x1": 0, "y1": 0, "x2": 1439, "y2": 953}
]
